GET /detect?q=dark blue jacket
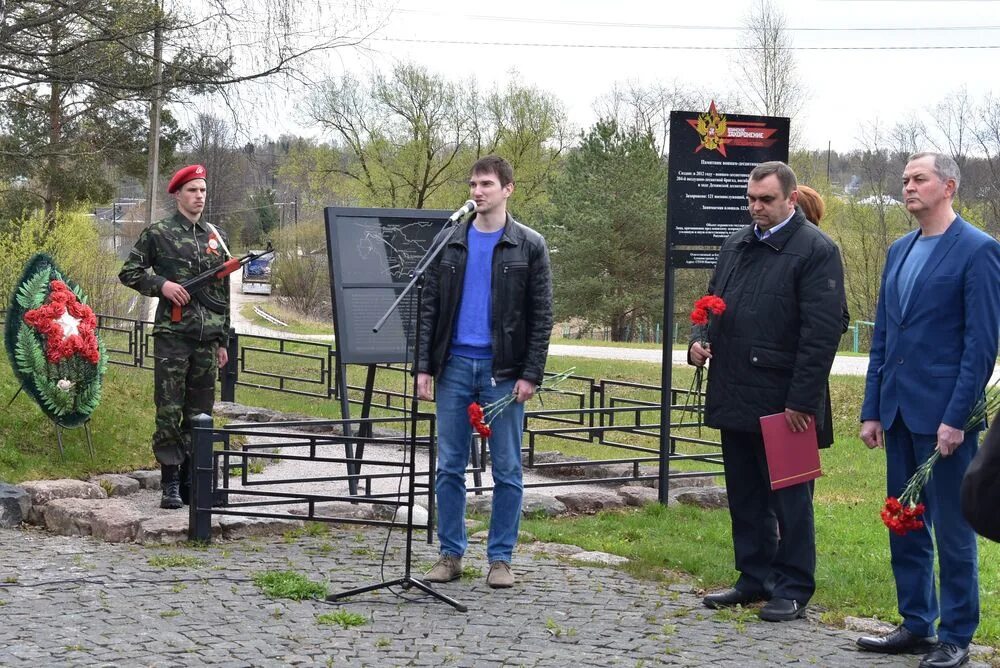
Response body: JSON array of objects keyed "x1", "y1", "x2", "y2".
[{"x1": 861, "y1": 215, "x2": 1000, "y2": 433}]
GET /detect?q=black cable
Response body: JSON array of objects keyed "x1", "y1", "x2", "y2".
[{"x1": 371, "y1": 36, "x2": 1000, "y2": 51}]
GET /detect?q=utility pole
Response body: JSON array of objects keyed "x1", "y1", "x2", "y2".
[
  {"x1": 144, "y1": 0, "x2": 164, "y2": 225},
  {"x1": 826, "y1": 140, "x2": 832, "y2": 185}
]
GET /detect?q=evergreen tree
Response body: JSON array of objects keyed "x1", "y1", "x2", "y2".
[{"x1": 549, "y1": 120, "x2": 667, "y2": 341}]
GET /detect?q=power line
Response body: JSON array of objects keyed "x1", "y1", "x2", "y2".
[
  {"x1": 372, "y1": 37, "x2": 1000, "y2": 51},
  {"x1": 391, "y1": 8, "x2": 1000, "y2": 32}
]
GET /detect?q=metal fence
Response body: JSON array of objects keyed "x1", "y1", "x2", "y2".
[{"x1": 4, "y1": 309, "x2": 723, "y2": 538}]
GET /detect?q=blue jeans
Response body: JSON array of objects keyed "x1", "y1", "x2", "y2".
[
  {"x1": 434, "y1": 355, "x2": 525, "y2": 564},
  {"x1": 885, "y1": 418, "x2": 980, "y2": 647}
]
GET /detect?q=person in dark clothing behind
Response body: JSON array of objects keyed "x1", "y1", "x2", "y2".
[
  {"x1": 690, "y1": 162, "x2": 846, "y2": 622},
  {"x1": 796, "y1": 184, "x2": 851, "y2": 448}
]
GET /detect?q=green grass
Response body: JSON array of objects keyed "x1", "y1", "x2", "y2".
[
  {"x1": 316, "y1": 610, "x2": 368, "y2": 629},
  {"x1": 239, "y1": 302, "x2": 334, "y2": 336},
  {"x1": 1, "y1": 363, "x2": 158, "y2": 482},
  {"x1": 550, "y1": 334, "x2": 671, "y2": 350},
  {"x1": 147, "y1": 554, "x2": 206, "y2": 569},
  {"x1": 252, "y1": 570, "x2": 328, "y2": 600}
]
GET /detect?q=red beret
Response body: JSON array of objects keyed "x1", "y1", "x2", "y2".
[{"x1": 167, "y1": 164, "x2": 207, "y2": 194}]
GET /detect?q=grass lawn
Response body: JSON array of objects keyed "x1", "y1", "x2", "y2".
[
  {"x1": 2, "y1": 350, "x2": 998, "y2": 648},
  {"x1": 238, "y1": 302, "x2": 334, "y2": 336}
]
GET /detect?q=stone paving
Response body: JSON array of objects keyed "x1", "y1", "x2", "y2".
[{"x1": 2, "y1": 524, "x2": 992, "y2": 667}]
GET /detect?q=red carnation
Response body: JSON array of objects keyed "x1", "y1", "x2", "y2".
[
  {"x1": 881, "y1": 496, "x2": 926, "y2": 536},
  {"x1": 23, "y1": 280, "x2": 100, "y2": 364},
  {"x1": 690, "y1": 295, "x2": 726, "y2": 326}
]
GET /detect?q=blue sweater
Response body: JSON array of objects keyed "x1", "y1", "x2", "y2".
[{"x1": 450, "y1": 225, "x2": 503, "y2": 358}]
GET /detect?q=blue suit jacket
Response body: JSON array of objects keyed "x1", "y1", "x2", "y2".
[{"x1": 861, "y1": 215, "x2": 1000, "y2": 435}]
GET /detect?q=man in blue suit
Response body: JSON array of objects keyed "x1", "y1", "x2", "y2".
[{"x1": 857, "y1": 152, "x2": 1000, "y2": 668}]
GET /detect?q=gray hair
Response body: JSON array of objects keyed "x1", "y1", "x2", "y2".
[
  {"x1": 748, "y1": 161, "x2": 798, "y2": 198},
  {"x1": 907, "y1": 151, "x2": 961, "y2": 191}
]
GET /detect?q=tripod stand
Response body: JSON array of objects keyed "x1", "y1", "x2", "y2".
[{"x1": 326, "y1": 217, "x2": 467, "y2": 613}]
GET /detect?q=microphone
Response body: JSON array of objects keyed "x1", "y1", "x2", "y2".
[{"x1": 448, "y1": 199, "x2": 476, "y2": 222}]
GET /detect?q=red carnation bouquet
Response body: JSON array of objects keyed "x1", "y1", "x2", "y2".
[
  {"x1": 881, "y1": 376, "x2": 1000, "y2": 535},
  {"x1": 468, "y1": 367, "x2": 575, "y2": 440},
  {"x1": 683, "y1": 295, "x2": 727, "y2": 431}
]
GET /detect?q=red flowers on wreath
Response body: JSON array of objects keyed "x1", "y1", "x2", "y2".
[{"x1": 23, "y1": 280, "x2": 100, "y2": 364}]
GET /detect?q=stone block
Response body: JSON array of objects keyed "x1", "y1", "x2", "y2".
[
  {"x1": 128, "y1": 470, "x2": 161, "y2": 490},
  {"x1": 288, "y1": 501, "x2": 375, "y2": 521},
  {"x1": 520, "y1": 492, "x2": 566, "y2": 518},
  {"x1": 570, "y1": 550, "x2": 630, "y2": 566},
  {"x1": 43, "y1": 498, "x2": 107, "y2": 536},
  {"x1": 0, "y1": 483, "x2": 30, "y2": 527},
  {"x1": 91, "y1": 474, "x2": 141, "y2": 497},
  {"x1": 371, "y1": 503, "x2": 429, "y2": 527},
  {"x1": 519, "y1": 541, "x2": 584, "y2": 557},
  {"x1": 136, "y1": 513, "x2": 200, "y2": 545},
  {"x1": 554, "y1": 490, "x2": 625, "y2": 514},
  {"x1": 617, "y1": 485, "x2": 658, "y2": 507},
  {"x1": 91, "y1": 503, "x2": 150, "y2": 543},
  {"x1": 20, "y1": 479, "x2": 107, "y2": 505},
  {"x1": 219, "y1": 515, "x2": 304, "y2": 540},
  {"x1": 465, "y1": 494, "x2": 492, "y2": 515},
  {"x1": 21, "y1": 479, "x2": 107, "y2": 525},
  {"x1": 674, "y1": 486, "x2": 728, "y2": 509}
]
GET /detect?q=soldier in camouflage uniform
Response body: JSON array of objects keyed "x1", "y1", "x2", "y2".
[{"x1": 118, "y1": 164, "x2": 231, "y2": 509}]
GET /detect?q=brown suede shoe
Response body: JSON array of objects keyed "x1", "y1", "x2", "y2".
[
  {"x1": 423, "y1": 555, "x2": 462, "y2": 583},
  {"x1": 486, "y1": 561, "x2": 514, "y2": 588}
]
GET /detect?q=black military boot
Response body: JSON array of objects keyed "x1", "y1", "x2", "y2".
[
  {"x1": 160, "y1": 464, "x2": 183, "y2": 509},
  {"x1": 179, "y1": 456, "x2": 191, "y2": 506}
]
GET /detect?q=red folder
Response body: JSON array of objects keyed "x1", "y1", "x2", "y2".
[{"x1": 759, "y1": 412, "x2": 822, "y2": 490}]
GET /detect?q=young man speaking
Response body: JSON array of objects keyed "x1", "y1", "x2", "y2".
[{"x1": 416, "y1": 155, "x2": 553, "y2": 588}]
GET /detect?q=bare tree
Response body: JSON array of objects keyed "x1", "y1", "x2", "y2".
[
  {"x1": 307, "y1": 62, "x2": 571, "y2": 212},
  {"x1": 975, "y1": 93, "x2": 1000, "y2": 237},
  {"x1": 592, "y1": 80, "x2": 711, "y2": 156},
  {"x1": 735, "y1": 0, "x2": 804, "y2": 124},
  {"x1": 929, "y1": 86, "x2": 972, "y2": 171},
  {"x1": 0, "y1": 0, "x2": 377, "y2": 218},
  {"x1": 831, "y1": 120, "x2": 911, "y2": 322},
  {"x1": 187, "y1": 113, "x2": 243, "y2": 228}
]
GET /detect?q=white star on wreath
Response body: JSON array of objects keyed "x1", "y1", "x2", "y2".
[{"x1": 56, "y1": 309, "x2": 81, "y2": 338}]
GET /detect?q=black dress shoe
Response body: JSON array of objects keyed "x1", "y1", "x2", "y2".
[
  {"x1": 702, "y1": 587, "x2": 767, "y2": 609},
  {"x1": 758, "y1": 597, "x2": 806, "y2": 622},
  {"x1": 919, "y1": 643, "x2": 970, "y2": 668},
  {"x1": 856, "y1": 625, "x2": 938, "y2": 654}
]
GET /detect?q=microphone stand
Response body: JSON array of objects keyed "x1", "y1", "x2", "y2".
[{"x1": 327, "y1": 213, "x2": 468, "y2": 612}]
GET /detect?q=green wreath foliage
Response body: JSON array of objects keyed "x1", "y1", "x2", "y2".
[{"x1": 4, "y1": 253, "x2": 107, "y2": 427}]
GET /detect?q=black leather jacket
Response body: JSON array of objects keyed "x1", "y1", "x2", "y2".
[{"x1": 417, "y1": 213, "x2": 553, "y2": 383}]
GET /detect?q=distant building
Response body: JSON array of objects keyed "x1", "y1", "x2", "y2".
[
  {"x1": 857, "y1": 194, "x2": 902, "y2": 207},
  {"x1": 844, "y1": 175, "x2": 862, "y2": 196}
]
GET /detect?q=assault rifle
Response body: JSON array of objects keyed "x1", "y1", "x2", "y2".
[{"x1": 170, "y1": 242, "x2": 274, "y2": 323}]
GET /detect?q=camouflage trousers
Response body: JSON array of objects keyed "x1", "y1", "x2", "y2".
[{"x1": 152, "y1": 335, "x2": 218, "y2": 466}]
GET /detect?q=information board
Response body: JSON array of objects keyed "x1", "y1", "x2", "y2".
[
  {"x1": 667, "y1": 104, "x2": 790, "y2": 248},
  {"x1": 324, "y1": 207, "x2": 451, "y2": 364}
]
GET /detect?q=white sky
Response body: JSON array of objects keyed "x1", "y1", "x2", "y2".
[{"x1": 216, "y1": 0, "x2": 1000, "y2": 152}]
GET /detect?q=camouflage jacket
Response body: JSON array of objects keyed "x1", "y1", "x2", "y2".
[{"x1": 118, "y1": 211, "x2": 231, "y2": 345}]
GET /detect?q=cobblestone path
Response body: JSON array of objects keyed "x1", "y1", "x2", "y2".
[{"x1": 0, "y1": 526, "x2": 988, "y2": 667}]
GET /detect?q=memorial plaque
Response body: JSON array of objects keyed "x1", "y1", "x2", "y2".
[
  {"x1": 668, "y1": 104, "x2": 790, "y2": 248},
  {"x1": 324, "y1": 207, "x2": 452, "y2": 364},
  {"x1": 670, "y1": 249, "x2": 721, "y2": 270}
]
